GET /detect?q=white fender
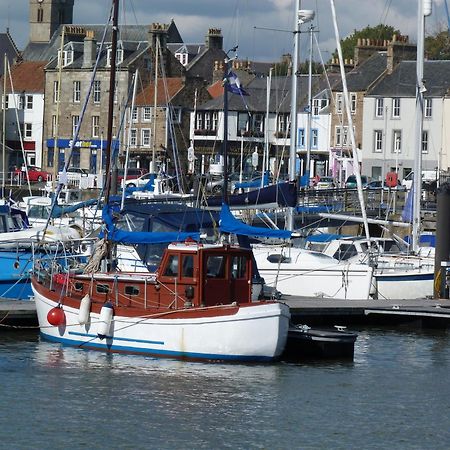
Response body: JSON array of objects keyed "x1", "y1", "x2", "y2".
[
  {"x1": 97, "y1": 302, "x2": 114, "y2": 339},
  {"x1": 78, "y1": 294, "x2": 91, "y2": 325}
]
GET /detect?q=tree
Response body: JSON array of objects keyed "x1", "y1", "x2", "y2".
[
  {"x1": 425, "y1": 30, "x2": 450, "y2": 60},
  {"x1": 332, "y1": 24, "x2": 402, "y2": 62}
]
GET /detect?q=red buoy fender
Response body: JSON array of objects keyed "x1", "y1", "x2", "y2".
[{"x1": 47, "y1": 305, "x2": 66, "y2": 326}]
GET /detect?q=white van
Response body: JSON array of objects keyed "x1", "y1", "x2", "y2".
[{"x1": 402, "y1": 170, "x2": 438, "y2": 189}]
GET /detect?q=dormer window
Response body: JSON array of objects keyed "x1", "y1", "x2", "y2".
[
  {"x1": 107, "y1": 45, "x2": 124, "y2": 67},
  {"x1": 175, "y1": 52, "x2": 188, "y2": 66},
  {"x1": 57, "y1": 48, "x2": 74, "y2": 67}
]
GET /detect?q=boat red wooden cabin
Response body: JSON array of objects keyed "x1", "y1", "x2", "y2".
[{"x1": 33, "y1": 241, "x2": 254, "y2": 317}]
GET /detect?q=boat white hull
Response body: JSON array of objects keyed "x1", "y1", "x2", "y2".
[
  {"x1": 257, "y1": 267, "x2": 373, "y2": 299},
  {"x1": 33, "y1": 287, "x2": 290, "y2": 362},
  {"x1": 374, "y1": 270, "x2": 434, "y2": 300},
  {"x1": 253, "y1": 247, "x2": 373, "y2": 300}
]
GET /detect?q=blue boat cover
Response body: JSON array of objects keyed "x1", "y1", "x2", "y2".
[
  {"x1": 51, "y1": 198, "x2": 99, "y2": 218},
  {"x1": 207, "y1": 180, "x2": 297, "y2": 208},
  {"x1": 306, "y1": 233, "x2": 347, "y2": 243},
  {"x1": 234, "y1": 172, "x2": 270, "y2": 189},
  {"x1": 101, "y1": 206, "x2": 200, "y2": 244},
  {"x1": 219, "y1": 203, "x2": 291, "y2": 239}
]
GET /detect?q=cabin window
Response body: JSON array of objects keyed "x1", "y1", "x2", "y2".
[
  {"x1": 163, "y1": 255, "x2": 179, "y2": 277},
  {"x1": 267, "y1": 254, "x2": 291, "y2": 264},
  {"x1": 74, "y1": 282, "x2": 84, "y2": 291},
  {"x1": 96, "y1": 284, "x2": 110, "y2": 294},
  {"x1": 124, "y1": 286, "x2": 139, "y2": 296},
  {"x1": 333, "y1": 244, "x2": 358, "y2": 261},
  {"x1": 182, "y1": 255, "x2": 194, "y2": 278},
  {"x1": 231, "y1": 256, "x2": 247, "y2": 279},
  {"x1": 206, "y1": 255, "x2": 225, "y2": 278}
]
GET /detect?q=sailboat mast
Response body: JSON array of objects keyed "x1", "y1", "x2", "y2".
[
  {"x1": 286, "y1": 0, "x2": 301, "y2": 232},
  {"x1": 151, "y1": 36, "x2": 159, "y2": 174},
  {"x1": 304, "y1": 22, "x2": 314, "y2": 180},
  {"x1": 104, "y1": 0, "x2": 119, "y2": 204},
  {"x1": 2, "y1": 53, "x2": 6, "y2": 192},
  {"x1": 222, "y1": 58, "x2": 230, "y2": 206},
  {"x1": 412, "y1": 0, "x2": 431, "y2": 252},
  {"x1": 330, "y1": 0, "x2": 370, "y2": 239}
]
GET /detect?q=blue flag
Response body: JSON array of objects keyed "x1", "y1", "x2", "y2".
[
  {"x1": 401, "y1": 181, "x2": 414, "y2": 223},
  {"x1": 226, "y1": 71, "x2": 249, "y2": 96}
]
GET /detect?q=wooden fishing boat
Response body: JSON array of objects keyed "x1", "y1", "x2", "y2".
[{"x1": 32, "y1": 239, "x2": 290, "y2": 362}]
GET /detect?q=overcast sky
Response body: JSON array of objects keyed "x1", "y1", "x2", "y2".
[{"x1": 1, "y1": 0, "x2": 448, "y2": 62}]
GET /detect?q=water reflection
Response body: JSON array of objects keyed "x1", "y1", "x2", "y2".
[{"x1": 1, "y1": 328, "x2": 450, "y2": 449}]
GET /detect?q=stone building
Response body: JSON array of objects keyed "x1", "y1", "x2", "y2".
[
  {"x1": 328, "y1": 35, "x2": 416, "y2": 181},
  {"x1": 0, "y1": 61, "x2": 46, "y2": 170}
]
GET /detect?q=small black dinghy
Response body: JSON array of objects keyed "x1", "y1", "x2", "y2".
[{"x1": 282, "y1": 324, "x2": 357, "y2": 361}]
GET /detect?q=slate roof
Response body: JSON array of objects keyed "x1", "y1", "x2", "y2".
[
  {"x1": 22, "y1": 21, "x2": 183, "y2": 62},
  {"x1": 198, "y1": 74, "x2": 333, "y2": 113},
  {"x1": 167, "y1": 42, "x2": 205, "y2": 59},
  {"x1": 332, "y1": 52, "x2": 387, "y2": 92},
  {"x1": 0, "y1": 32, "x2": 20, "y2": 76},
  {"x1": 184, "y1": 47, "x2": 227, "y2": 82},
  {"x1": 43, "y1": 39, "x2": 149, "y2": 71},
  {"x1": 367, "y1": 60, "x2": 450, "y2": 97},
  {"x1": 0, "y1": 61, "x2": 46, "y2": 93},
  {"x1": 134, "y1": 77, "x2": 184, "y2": 106}
]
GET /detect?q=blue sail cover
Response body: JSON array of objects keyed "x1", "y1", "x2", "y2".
[
  {"x1": 234, "y1": 172, "x2": 270, "y2": 190},
  {"x1": 51, "y1": 198, "x2": 99, "y2": 218},
  {"x1": 219, "y1": 203, "x2": 291, "y2": 239},
  {"x1": 207, "y1": 180, "x2": 298, "y2": 208},
  {"x1": 101, "y1": 206, "x2": 200, "y2": 244}
]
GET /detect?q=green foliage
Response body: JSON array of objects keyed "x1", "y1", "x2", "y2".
[
  {"x1": 332, "y1": 24, "x2": 401, "y2": 61},
  {"x1": 298, "y1": 60, "x2": 324, "y2": 74},
  {"x1": 272, "y1": 60, "x2": 290, "y2": 76},
  {"x1": 425, "y1": 31, "x2": 450, "y2": 60}
]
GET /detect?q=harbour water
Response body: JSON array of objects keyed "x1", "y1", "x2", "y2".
[{"x1": 1, "y1": 327, "x2": 450, "y2": 449}]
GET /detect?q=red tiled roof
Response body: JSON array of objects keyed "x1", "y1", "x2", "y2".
[
  {"x1": 207, "y1": 79, "x2": 224, "y2": 98},
  {"x1": 1, "y1": 61, "x2": 46, "y2": 93},
  {"x1": 135, "y1": 77, "x2": 184, "y2": 106}
]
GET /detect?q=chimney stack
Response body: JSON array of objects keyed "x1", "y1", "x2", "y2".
[
  {"x1": 205, "y1": 28, "x2": 223, "y2": 50},
  {"x1": 148, "y1": 23, "x2": 169, "y2": 51},
  {"x1": 387, "y1": 35, "x2": 416, "y2": 74},
  {"x1": 82, "y1": 30, "x2": 96, "y2": 69}
]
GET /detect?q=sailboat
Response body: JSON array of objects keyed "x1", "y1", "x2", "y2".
[
  {"x1": 31, "y1": 3, "x2": 290, "y2": 362},
  {"x1": 252, "y1": 3, "x2": 374, "y2": 300}
]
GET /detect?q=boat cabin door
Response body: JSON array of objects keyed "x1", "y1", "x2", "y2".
[{"x1": 202, "y1": 252, "x2": 251, "y2": 306}]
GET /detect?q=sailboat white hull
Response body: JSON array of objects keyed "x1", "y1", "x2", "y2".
[
  {"x1": 253, "y1": 246, "x2": 373, "y2": 300},
  {"x1": 374, "y1": 270, "x2": 434, "y2": 300}
]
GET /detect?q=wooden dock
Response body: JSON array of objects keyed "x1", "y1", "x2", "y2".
[
  {"x1": 283, "y1": 296, "x2": 450, "y2": 328},
  {"x1": 0, "y1": 299, "x2": 38, "y2": 325}
]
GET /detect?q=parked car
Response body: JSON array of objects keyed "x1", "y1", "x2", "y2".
[
  {"x1": 365, "y1": 180, "x2": 405, "y2": 190},
  {"x1": 191, "y1": 173, "x2": 242, "y2": 194},
  {"x1": 14, "y1": 166, "x2": 51, "y2": 182},
  {"x1": 314, "y1": 176, "x2": 336, "y2": 190},
  {"x1": 117, "y1": 168, "x2": 148, "y2": 184},
  {"x1": 402, "y1": 170, "x2": 438, "y2": 190},
  {"x1": 345, "y1": 175, "x2": 368, "y2": 189},
  {"x1": 124, "y1": 172, "x2": 154, "y2": 188},
  {"x1": 67, "y1": 167, "x2": 89, "y2": 176}
]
